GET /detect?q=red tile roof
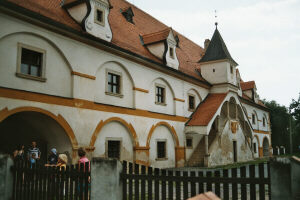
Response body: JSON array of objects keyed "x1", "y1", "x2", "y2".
[
  {"x1": 141, "y1": 28, "x2": 171, "y2": 45},
  {"x1": 186, "y1": 93, "x2": 227, "y2": 126},
  {"x1": 5, "y1": 0, "x2": 207, "y2": 82},
  {"x1": 240, "y1": 81, "x2": 255, "y2": 91}
]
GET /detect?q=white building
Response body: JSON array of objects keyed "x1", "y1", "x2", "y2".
[{"x1": 0, "y1": 0, "x2": 271, "y2": 167}]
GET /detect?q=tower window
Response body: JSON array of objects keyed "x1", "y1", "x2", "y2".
[{"x1": 230, "y1": 66, "x2": 234, "y2": 74}]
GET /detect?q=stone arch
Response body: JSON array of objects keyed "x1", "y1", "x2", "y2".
[
  {"x1": 96, "y1": 61, "x2": 135, "y2": 87},
  {"x1": 187, "y1": 88, "x2": 202, "y2": 101},
  {"x1": 149, "y1": 77, "x2": 175, "y2": 99},
  {"x1": 253, "y1": 135, "x2": 260, "y2": 147},
  {"x1": 146, "y1": 121, "x2": 179, "y2": 148},
  {"x1": 89, "y1": 117, "x2": 139, "y2": 148},
  {"x1": 262, "y1": 136, "x2": 270, "y2": 157},
  {"x1": 0, "y1": 106, "x2": 78, "y2": 149},
  {"x1": 0, "y1": 32, "x2": 73, "y2": 71}
]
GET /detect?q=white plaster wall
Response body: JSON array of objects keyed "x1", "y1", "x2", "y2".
[
  {"x1": 148, "y1": 78, "x2": 175, "y2": 115},
  {"x1": 0, "y1": 33, "x2": 72, "y2": 98},
  {"x1": 242, "y1": 103, "x2": 270, "y2": 132},
  {"x1": 185, "y1": 133, "x2": 203, "y2": 161},
  {"x1": 147, "y1": 43, "x2": 164, "y2": 60},
  {"x1": 149, "y1": 125, "x2": 176, "y2": 168},
  {"x1": 68, "y1": 3, "x2": 88, "y2": 24},
  {"x1": 93, "y1": 121, "x2": 134, "y2": 162},
  {"x1": 200, "y1": 61, "x2": 230, "y2": 84},
  {"x1": 85, "y1": 0, "x2": 112, "y2": 42},
  {"x1": 209, "y1": 121, "x2": 253, "y2": 166},
  {"x1": 94, "y1": 61, "x2": 134, "y2": 108},
  {"x1": 252, "y1": 136, "x2": 259, "y2": 158}
]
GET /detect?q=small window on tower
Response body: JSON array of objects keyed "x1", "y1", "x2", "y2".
[
  {"x1": 230, "y1": 66, "x2": 234, "y2": 74},
  {"x1": 169, "y1": 47, "x2": 174, "y2": 58},
  {"x1": 95, "y1": 8, "x2": 105, "y2": 26}
]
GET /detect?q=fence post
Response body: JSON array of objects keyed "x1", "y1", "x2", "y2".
[
  {"x1": 91, "y1": 158, "x2": 122, "y2": 200},
  {"x1": 0, "y1": 154, "x2": 14, "y2": 200}
]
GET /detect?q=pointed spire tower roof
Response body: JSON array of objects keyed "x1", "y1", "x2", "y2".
[{"x1": 199, "y1": 25, "x2": 238, "y2": 66}]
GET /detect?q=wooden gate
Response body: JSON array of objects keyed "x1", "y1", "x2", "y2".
[{"x1": 12, "y1": 160, "x2": 90, "y2": 200}]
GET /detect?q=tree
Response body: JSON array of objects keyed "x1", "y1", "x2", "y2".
[
  {"x1": 263, "y1": 100, "x2": 291, "y2": 153},
  {"x1": 290, "y1": 93, "x2": 300, "y2": 153}
]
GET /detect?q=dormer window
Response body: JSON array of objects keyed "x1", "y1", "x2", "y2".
[
  {"x1": 122, "y1": 7, "x2": 134, "y2": 24},
  {"x1": 169, "y1": 47, "x2": 174, "y2": 59},
  {"x1": 95, "y1": 8, "x2": 105, "y2": 26}
]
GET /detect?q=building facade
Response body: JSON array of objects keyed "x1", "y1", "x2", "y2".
[{"x1": 0, "y1": 0, "x2": 271, "y2": 167}]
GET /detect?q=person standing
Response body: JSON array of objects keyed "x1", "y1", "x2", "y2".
[
  {"x1": 27, "y1": 141, "x2": 41, "y2": 163},
  {"x1": 78, "y1": 147, "x2": 90, "y2": 170},
  {"x1": 47, "y1": 148, "x2": 58, "y2": 165},
  {"x1": 13, "y1": 144, "x2": 25, "y2": 161}
]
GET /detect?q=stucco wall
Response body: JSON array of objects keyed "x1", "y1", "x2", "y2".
[{"x1": 208, "y1": 121, "x2": 253, "y2": 166}]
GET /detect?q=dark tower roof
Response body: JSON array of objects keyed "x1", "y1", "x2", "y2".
[{"x1": 199, "y1": 28, "x2": 238, "y2": 66}]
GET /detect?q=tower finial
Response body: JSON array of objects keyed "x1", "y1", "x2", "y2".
[{"x1": 214, "y1": 10, "x2": 218, "y2": 29}]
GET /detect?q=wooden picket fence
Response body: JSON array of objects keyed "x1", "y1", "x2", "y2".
[
  {"x1": 12, "y1": 160, "x2": 90, "y2": 200},
  {"x1": 121, "y1": 161, "x2": 271, "y2": 200}
]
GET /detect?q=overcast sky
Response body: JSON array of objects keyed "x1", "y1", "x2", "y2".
[{"x1": 131, "y1": 0, "x2": 300, "y2": 107}]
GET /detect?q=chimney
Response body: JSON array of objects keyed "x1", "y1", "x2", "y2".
[{"x1": 204, "y1": 39, "x2": 210, "y2": 51}]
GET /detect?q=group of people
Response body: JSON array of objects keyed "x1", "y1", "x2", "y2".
[{"x1": 13, "y1": 141, "x2": 90, "y2": 170}]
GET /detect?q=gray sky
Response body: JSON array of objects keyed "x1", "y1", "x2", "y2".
[{"x1": 131, "y1": 0, "x2": 300, "y2": 106}]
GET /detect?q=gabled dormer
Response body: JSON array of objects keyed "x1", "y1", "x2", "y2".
[
  {"x1": 63, "y1": 0, "x2": 112, "y2": 42},
  {"x1": 199, "y1": 25, "x2": 238, "y2": 87},
  {"x1": 141, "y1": 28, "x2": 179, "y2": 70},
  {"x1": 240, "y1": 81, "x2": 259, "y2": 103}
]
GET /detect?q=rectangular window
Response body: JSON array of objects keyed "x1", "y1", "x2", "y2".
[
  {"x1": 186, "y1": 138, "x2": 193, "y2": 148},
  {"x1": 233, "y1": 141, "x2": 237, "y2": 162},
  {"x1": 156, "y1": 86, "x2": 165, "y2": 104},
  {"x1": 252, "y1": 114, "x2": 256, "y2": 124},
  {"x1": 107, "y1": 72, "x2": 120, "y2": 94},
  {"x1": 107, "y1": 140, "x2": 120, "y2": 159},
  {"x1": 230, "y1": 66, "x2": 233, "y2": 74},
  {"x1": 188, "y1": 95, "x2": 195, "y2": 110},
  {"x1": 253, "y1": 143, "x2": 257, "y2": 153},
  {"x1": 169, "y1": 47, "x2": 174, "y2": 58},
  {"x1": 94, "y1": 8, "x2": 105, "y2": 26},
  {"x1": 157, "y1": 141, "x2": 166, "y2": 159},
  {"x1": 263, "y1": 117, "x2": 266, "y2": 127},
  {"x1": 20, "y1": 48, "x2": 42, "y2": 77}
]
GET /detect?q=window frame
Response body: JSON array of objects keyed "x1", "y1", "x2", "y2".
[
  {"x1": 105, "y1": 69, "x2": 123, "y2": 98},
  {"x1": 105, "y1": 137, "x2": 122, "y2": 159},
  {"x1": 94, "y1": 7, "x2": 105, "y2": 26},
  {"x1": 155, "y1": 83, "x2": 166, "y2": 106},
  {"x1": 188, "y1": 94, "x2": 196, "y2": 111},
  {"x1": 156, "y1": 139, "x2": 167, "y2": 160},
  {"x1": 16, "y1": 43, "x2": 46, "y2": 82}
]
